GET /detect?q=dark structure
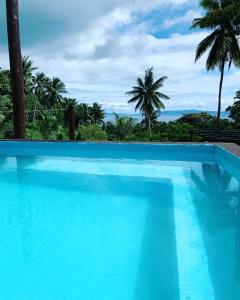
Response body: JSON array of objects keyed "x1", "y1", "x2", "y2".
[
  {"x1": 6, "y1": 0, "x2": 26, "y2": 139},
  {"x1": 68, "y1": 106, "x2": 76, "y2": 140},
  {"x1": 190, "y1": 129, "x2": 240, "y2": 144}
]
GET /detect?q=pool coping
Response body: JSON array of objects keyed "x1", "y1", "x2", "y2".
[
  {"x1": 0, "y1": 140, "x2": 240, "y2": 157},
  {"x1": 215, "y1": 143, "x2": 240, "y2": 158}
]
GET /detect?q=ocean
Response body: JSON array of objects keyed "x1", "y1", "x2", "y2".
[{"x1": 104, "y1": 111, "x2": 230, "y2": 123}]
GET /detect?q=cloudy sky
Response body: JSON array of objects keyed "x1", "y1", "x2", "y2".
[{"x1": 0, "y1": 0, "x2": 239, "y2": 113}]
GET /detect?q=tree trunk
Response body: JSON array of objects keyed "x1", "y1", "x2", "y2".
[
  {"x1": 148, "y1": 114, "x2": 151, "y2": 141},
  {"x1": 33, "y1": 100, "x2": 37, "y2": 123},
  {"x1": 216, "y1": 58, "x2": 225, "y2": 129},
  {"x1": 68, "y1": 106, "x2": 76, "y2": 140},
  {"x1": 6, "y1": 0, "x2": 26, "y2": 139}
]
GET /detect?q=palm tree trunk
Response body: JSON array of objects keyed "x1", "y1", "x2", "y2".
[
  {"x1": 148, "y1": 115, "x2": 151, "y2": 140},
  {"x1": 217, "y1": 58, "x2": 225, "y2": 129},
  {"x1": 33, "y1": 100, "x2": 37, "y2": 123},
  {"x1": 68, "y1": 105, "x2": 76, "y2": 140},
  {"x1": 6, "y1": 0, "x2": 26, "y2": 139}
]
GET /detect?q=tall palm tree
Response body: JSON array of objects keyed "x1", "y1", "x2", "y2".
[
  {"x1": 22, "y1": 56, "x2": 38, "y2": 95},
  {"x1": 89, "y1": 103, "x2": 105, "y2": 125},
  {"x1": 76, "y1": 103, "x2": 91, "y2": 126},
  {"x1": 62, "y1": 97, "x2": 78, "y2": 109},
  {"x1": 45, "y1": 77, "x2": 66, "y2": 108},
  {"x1": 126, "y1": 68, "x2": 169, "y2": 139},
  {"x1": 33, "y1": 72, "x2": 50, "y2": 101},
  {"x1": 22, "y1": 56, "x2": 37, "y2": 79},
  {"x1": 192, "y1": 0, "x2": 240, "y2": 128},
  {"x1": 6, "y1": 0, "x2": 26, "y2": 139}
]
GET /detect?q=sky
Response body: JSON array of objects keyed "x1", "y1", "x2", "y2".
[{"x1": 0, "y1": 0, "x2": 239, "y2": 113}]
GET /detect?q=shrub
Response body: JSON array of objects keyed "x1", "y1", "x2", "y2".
[{"x1": 77, "y1": 125, "x2": 107, "y2": 141}]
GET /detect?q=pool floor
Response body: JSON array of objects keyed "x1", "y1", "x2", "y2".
[{"x1": 0, "y1": 154, "x2": 239, "y2": 299}]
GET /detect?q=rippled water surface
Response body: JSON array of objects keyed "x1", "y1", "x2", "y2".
[{"x1": 0, "y1": 152, "x2": 239, "y2": 300}]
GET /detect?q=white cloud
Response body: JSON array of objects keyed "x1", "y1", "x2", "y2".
[{"x1": 2, "y1": 0, "x2": 239, "y2": 113}]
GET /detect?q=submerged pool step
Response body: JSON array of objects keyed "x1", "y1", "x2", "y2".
[{"x1": 173, "y1": 168, "x2": 215, "y2": 300}]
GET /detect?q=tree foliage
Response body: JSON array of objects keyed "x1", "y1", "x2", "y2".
[
  {"x1": 0, "y1": 57, "x2": 105, "y2": 139},
  {"x1": 126, "y1": 67, "x2": 169, "y2": 139},
  {"x1": 226, "y1": 90, "x2": 240, "y2": 125},
  {"x1": 192, "y1": 0, "x2": 240, "y2": 127}
]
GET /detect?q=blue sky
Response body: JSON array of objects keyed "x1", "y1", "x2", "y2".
[{"x1": 0, "y1": 0, "x2": 239, "y2": 113}]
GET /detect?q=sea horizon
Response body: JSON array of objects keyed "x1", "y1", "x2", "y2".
[{"x1": 104, "y1": 110, "x2": 230, "y2": 123}]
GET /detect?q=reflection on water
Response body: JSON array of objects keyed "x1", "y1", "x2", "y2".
[{"x1": 191, "y1": 163, "x2": 240, "y2": 300}]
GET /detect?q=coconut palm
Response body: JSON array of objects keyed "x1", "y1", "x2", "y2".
[
  {"x1": 76, "y1": 103, "x2": 91, "y2": 126},
  {"x1": 22, "y1": 56, "x2": 38, "y2": 79},
  {"x1": 62, "y1": 97, "x2": 78, "y2": 109},
  {"x1": 33, "y1": 73, "x2": 49, "y2": 99},
  {"x1": 22, "y1": 56, "x2": 38, "y2": 95},
  {"x1": 141, "y1": 110, "x2": 160, "y2": 128},
  {"x1": 126, "y1": 67, "x2": 169, "y2": 139},
  {"x1": 44, "y1": 77, "x2": 66, "y2": 108},
  {"x1": 192, "y1": 0, "x2": 240, "y2": 128},
  {"x1": 89, "y1": 103, "x2": 105, "y2": 125},
  {"x1": 113, "y1": 113, "x2": 136, "y2": 141}
]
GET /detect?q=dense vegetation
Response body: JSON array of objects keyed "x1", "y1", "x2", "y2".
[
  {"x1": 0, "y1": 57, "x2": 239, "y2": 142},
  {"x1": 0, "y1": 57, "x2": 105, "y2": 140},
  {"x1": 1, "y1": 0, "x2": 240, "y2": 142}
]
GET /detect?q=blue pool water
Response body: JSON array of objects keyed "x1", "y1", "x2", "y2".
[{"x1": 0, "y1": 142, "x2": 239, "y2": 300}]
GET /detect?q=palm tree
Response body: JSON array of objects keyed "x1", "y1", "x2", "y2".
[
  {"x1": 113, "y1": 113, "x2": 136, "y2": 141},
  {"x1": 22, "y1": 56, "x2": 37, "y2": 75},
  {"x1": 62, "y1": 97, "x2": 78, "y2": 109},
  {"x1": 141, "y1": 110, "x2": 160, "y2": 128},
  {"x1": 33, "y1": 72, "x2": 50, "y2": 102},
  {"x1": 76, "y1": 103, "x2": 91, "y2": 126},
  {"x1": 45, "y1": 77, "x2": 66, "y2": 108},
  {"x1": 6, "y1": 0, "x2": 26, "y2": 139},
  {"x1": 126, "y1": 68, "x2": 169, "y2": 139},
  {"x1": 61, "y1": 98, "x2": 77, "y2": 141},
  {"x1": 192, "y1": 0, "x2": 240, "y2": 128},
  {"x1": 226, "y1": 90, "x2": 240, "y2": 124},
  {"x1": 22, "y1": 56, "x2": 38, "y2": 94},
  {"x1": 89, "y1": 103, "x2": 105, "y2": 125}
]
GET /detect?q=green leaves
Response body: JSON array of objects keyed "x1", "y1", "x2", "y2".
[
  {"x1": 111, "y1": 113, "x2": 136, "y2": 141},
  {"x1": 193, "y1": 0, "x2": 240, "y2": 126},
  {"x1": 226, "y1": 90, "x2": 240, "y2": 124},
  {"x1": 126, "y1": 68, "x2": 169, "y2": 140},
  {"x1": 126, "y1": 68, "x2": 169, "y2": 117},
  {"x1": 200, "y1": 0, "x2": 221, "y2": 11},
  {"x1": 193, "y1": 0, "x2": 240, "y2": 71}
]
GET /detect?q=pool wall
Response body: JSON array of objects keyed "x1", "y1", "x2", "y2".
[
  {"x1": 0, "y1": 141, "x2": 215, "y2": 161},
  {"x1": 0, "y1": 141, "x2": 239, "y2": 167}
]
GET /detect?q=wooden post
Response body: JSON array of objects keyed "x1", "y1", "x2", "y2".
[
  {"x1": 6, "y1": 0, "x2": 26, "y2": 139},
  {"x1": 190, "y1": 132, "x2": 193, "y2": 142},
  {"x1": 68, "y1": 106, "x2": 76, "y2": 140}
]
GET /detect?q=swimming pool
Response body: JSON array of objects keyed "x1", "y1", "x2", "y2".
[{"x1": 0, "y1": 142, "x2": 239, "y2": 300}]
